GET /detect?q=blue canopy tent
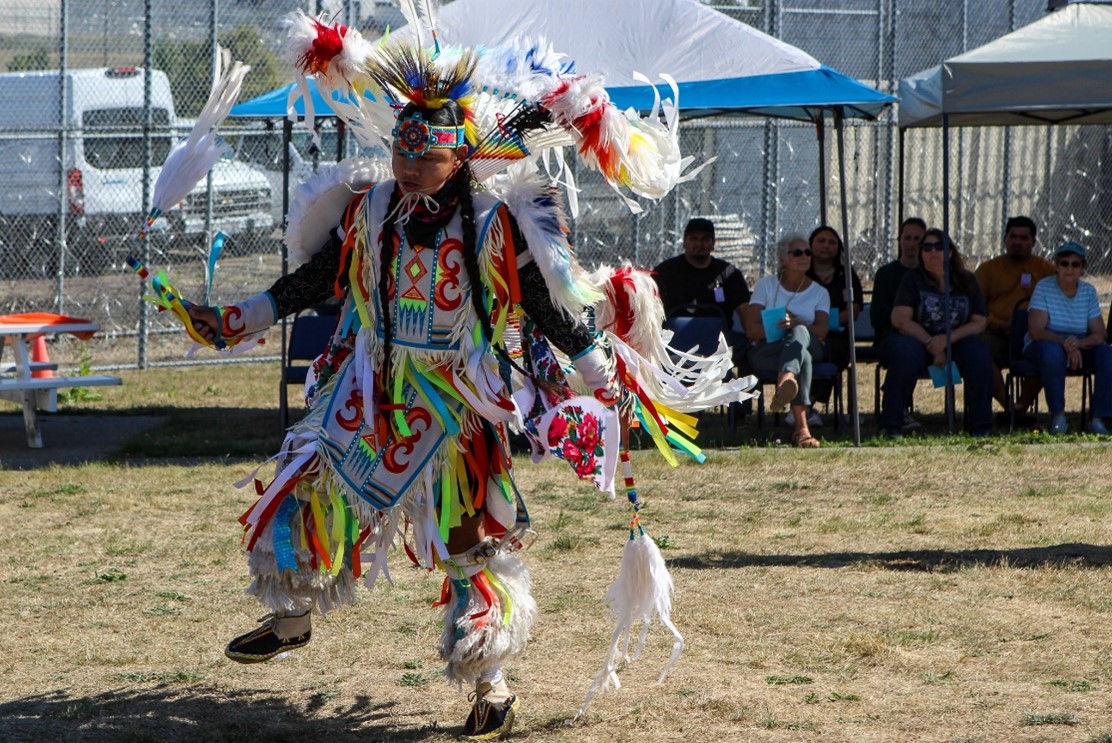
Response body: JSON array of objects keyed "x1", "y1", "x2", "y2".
[
  {"x1": 233, "y1": 0, "x2": 893, "y2": 443},
  {"x1": 231, "y1": 77, "x2": 336, "y2": 118}
]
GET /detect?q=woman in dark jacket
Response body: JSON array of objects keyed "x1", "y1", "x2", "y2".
[{"x1": 879, "y1": 229, "x2": 994, "y2": 437}]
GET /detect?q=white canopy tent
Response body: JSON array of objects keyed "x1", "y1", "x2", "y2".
[
  {"x1": 896, "y1": 1, "x2": 1112, "y2": 431},
  {"x1": 390, "y1": 0, "x2": 892, "y2": 122},
  {"x1": 899, "y1": 2, "x2": 1112, "y2": 129}
]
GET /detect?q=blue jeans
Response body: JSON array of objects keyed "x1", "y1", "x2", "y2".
[
  {"x1": 879, "y1": 334, "x2": 994, "y2": 432},
  {"x1": 1023, "y1": 340, "x2": 1112, "y2": 417}
]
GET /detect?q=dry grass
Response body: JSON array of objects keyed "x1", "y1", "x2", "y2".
[{"x1": 2, "y1": 365, "x2": 1111, "y2": 742}]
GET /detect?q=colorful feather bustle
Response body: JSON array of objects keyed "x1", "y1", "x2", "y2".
[{"x1": 280, "y1": 10, "x2": 700, "y2": 206}]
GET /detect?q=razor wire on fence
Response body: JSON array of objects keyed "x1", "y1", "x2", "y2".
[{"x1": 0, "y1": 0, "x2": 1106, "y2": 373}]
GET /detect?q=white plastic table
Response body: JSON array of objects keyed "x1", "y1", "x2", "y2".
[{"x1": 0, "y1": 319, "x2": 122, "y2": 448}]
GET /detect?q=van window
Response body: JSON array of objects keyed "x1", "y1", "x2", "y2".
[{"x1": 83, "y1": 107, "x2": 172, "y2": 169}]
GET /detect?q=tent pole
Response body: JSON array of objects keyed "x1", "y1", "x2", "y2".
[
  {"x1": 817, "y1": 114, "x2": 828, "y2": 226},
  {"x1": 897, "y1": 127, "x2": 905, "y2": 226},
  {"x1": 834, "y1": 108, "x2": 860, "y2": 445},
  {"x1": 941, "y1": 113, "x2": 955, "y2": 433},
  {"x1": 282, "y1": 116, "x2": 292, "y2": 273}
]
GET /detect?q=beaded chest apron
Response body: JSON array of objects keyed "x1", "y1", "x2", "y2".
[{"x1": 317, "y1": 184, "x2": 508, "y2": 512}]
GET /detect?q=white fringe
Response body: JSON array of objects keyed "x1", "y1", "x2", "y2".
[
  {"x1": 573, "y1": 531, "x2": 683, "y2": 721},
  {"x1": 438, "y1": 552, "x2": 537, "y2": 686}
]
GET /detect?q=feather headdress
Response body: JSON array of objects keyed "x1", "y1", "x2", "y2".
[{"x1": 281, "y1": 11, "x2": 702, "y2": 208}]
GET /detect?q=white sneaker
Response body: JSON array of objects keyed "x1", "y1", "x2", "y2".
[
  {"x1": 807, "y1": 409, "x2": 824, "y2": 428},
  {"x1": 901, "y1": 411, "x2": 922, "y2": 430}
]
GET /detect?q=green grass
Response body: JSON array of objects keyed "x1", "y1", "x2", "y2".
[{"x1": 1022, "y1": 711, "x2": 1080, "y2": 726}]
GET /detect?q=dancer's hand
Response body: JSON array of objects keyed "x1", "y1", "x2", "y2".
[{"x1": 186, "y1": 304, "x2": 219, "y2": 344}]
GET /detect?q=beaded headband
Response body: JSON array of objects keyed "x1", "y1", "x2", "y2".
[{"x1": 392, "y1": 112, "x2": 466, "y2": 159}]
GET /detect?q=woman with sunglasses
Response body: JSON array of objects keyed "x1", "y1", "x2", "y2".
[
  {"x1": 743, "y1": 234, "x2": 830, "y2": 447},
  {"x1": 1022, "y1": 242, "x2": 1112, "y2": 435},
  {"x1": 881, "y1": 228, "x2": 994, "y2": 437}
]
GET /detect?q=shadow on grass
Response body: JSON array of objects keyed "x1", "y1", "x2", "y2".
[
  {"x1": 116, "y1": 406, "x2": 294, "y2": 459},
  {"x1": 0, "y1": 685, "x2": 444, "y2": 743},
  {"x1": 672, "y1": 542, "x2": 1112, "y2": 572}
]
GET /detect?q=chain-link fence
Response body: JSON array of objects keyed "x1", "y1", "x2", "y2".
[{"x1": 0, "y1": 0, "x2": 1104, "y2": 372}]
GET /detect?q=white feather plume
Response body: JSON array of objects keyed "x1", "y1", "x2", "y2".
[
  {"x1": 574, "y1": 529, "x2": 683, "y2": 721},
  {"x1": 151, "y1": 47, "x2": 249, "y2": 214}
]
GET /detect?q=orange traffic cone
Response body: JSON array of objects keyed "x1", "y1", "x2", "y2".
[{"x1": 31, "y1": 335, "x2": 53, "y2": 379}]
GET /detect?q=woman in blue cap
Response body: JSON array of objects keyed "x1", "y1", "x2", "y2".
[{"x1": 1023, "y1": 241, "x2": 1112, "y2": 434}]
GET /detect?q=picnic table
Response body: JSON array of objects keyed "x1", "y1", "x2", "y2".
[{"x1": 0, "y1": 313, "x2": 122, "y2": 448}]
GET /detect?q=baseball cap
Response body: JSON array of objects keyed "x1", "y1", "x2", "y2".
[{"x1": 1055, "y1": 241, "x2": 1086, "y2": 260}]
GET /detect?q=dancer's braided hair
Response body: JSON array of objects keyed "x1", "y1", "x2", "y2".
[{"x1": 377, "y1": 185, "x2": 403, "y2": 395}]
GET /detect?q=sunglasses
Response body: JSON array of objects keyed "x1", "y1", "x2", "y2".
[
  {"x1": 920, "y1": 241, "x2": 946, "y2": 253},
  {"x1": 788, "y1": 248, "x2": 813, "y2": 257},
  {"x1": 1057, "y1": 259, "x2": 1083, "y2": 268}
]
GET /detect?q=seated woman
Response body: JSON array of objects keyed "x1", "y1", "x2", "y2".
[
  {"x1": 880, "y1": 228, "x2": 994, "y2": 437},
  {"x1": 1023, "y1": 241, "x2": 1112, "y2": 435},
  {"x1": 743, "y1": 233, "x2": 830, "y2": 448},
  {"x1": 806, "y1": 225, "x2": 863, "y2": 425}
]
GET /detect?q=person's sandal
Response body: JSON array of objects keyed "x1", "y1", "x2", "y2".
[
  {"x1": 769, "y1": 377, "x2": 798, "y2": 413},
  {"x1": 791, "y1": 430, "x2": 820, "y2": 448}
]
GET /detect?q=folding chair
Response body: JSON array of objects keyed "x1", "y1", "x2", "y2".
[
  {"x1": 754, "y1": 355, "x2": 842, "y2": 432},
  {"x1": 280, "y1": 312, "x2": 338, "y2": 429}
]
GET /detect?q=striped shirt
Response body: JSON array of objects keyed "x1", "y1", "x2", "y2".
[{"x1": 1025, "y1": 276, "x2": 1101, "y2": 346}]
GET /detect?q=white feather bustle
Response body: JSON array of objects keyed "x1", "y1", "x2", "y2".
[
  {"x1": 438, "y1": 552, "x2": 537, "y2": 686},
  {"x1": 286, "y1": 157, "x2": 389, "y2": 269},
  {"x1": 574, "y1": 531, "x2": 684, "y2": 720},
  {"x1": 488, "y1": 161, "x2": 602, "y2": 315}
]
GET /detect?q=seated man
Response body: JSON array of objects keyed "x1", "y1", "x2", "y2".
[
  {"x1": 654, "y1": 217, "x2": 750, "y2": 365},
  {"x1": 974, "y1": 216, "x2": 1055, "y2": 423},
  {"x1": 870, "y1": 216, "x2": 925, "y2": 429}
]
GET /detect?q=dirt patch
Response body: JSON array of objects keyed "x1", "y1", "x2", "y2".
[{"x1": 0, "y1": 413, "x2": 165, "y2": 470}]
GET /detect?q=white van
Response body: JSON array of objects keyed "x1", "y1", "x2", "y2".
[{"x1": 0, "y1": 66, "x2": 273, "y2": 276}]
